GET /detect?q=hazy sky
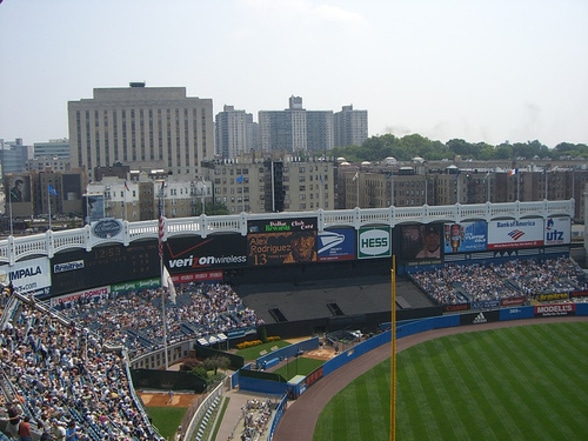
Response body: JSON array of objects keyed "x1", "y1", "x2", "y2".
[{"x1": 1, "y1": 0, "x2": 587, "y2": 148}]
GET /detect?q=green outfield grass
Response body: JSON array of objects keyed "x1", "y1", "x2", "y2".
[
  {"x1": 146, "y1": 406, "x2": 185, "y2": 440},
  {"x1": 314, "y1": 322, "x2": 588, "y2": 441},
  {"x1": 235, "y1": 339, "x2": 291, "y2": 361},
  {"x1": 272, "y1": 357, "x2": 325, "y2": 381}
]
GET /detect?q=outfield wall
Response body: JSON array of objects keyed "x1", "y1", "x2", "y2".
[{"x1": 240, "y1": 303, "x2": 588, "y2": 398}]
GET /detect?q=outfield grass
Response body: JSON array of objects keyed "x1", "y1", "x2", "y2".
[
  {"x1": 235, "y1": 339, "x2": 291, "y2": 361},
  {"x1": 314, "y1": 322, "x2": 588, "y2": 441},
  {"x1": 146, "y1": 406, "x2": 185, "y2": 440},
  {"x1": 272, "y1": 357, "x2": 325, "y2": 381}
]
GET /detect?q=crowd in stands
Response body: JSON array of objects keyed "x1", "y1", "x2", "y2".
[
  {"x1": 236, "y1": 398, "x2": 276, "y2": 441},
  {"x1": 0, "y1": 292, "x2": 162, "y2": 441},
  {"x1": 0, "y1": 281, "x2": 265, "y2": 440},
  {"x1": 53, "y1": 282, "x2": 265, "y2": 359},
  {"x1": 411, "y1": 257, "x2": 588, "y2": 306},
  {"x1": 1, "y1": 255, "x2": 586, "y2": 439}
]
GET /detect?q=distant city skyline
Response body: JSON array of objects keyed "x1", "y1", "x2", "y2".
[{"x1": 1, "y1": 0, "x2": 587, "y2": 148}]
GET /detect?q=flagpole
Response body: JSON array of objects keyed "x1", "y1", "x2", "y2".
[
  {"x1": 47, "y1": 186, "x2": 52, "y2": 230},
  {"x1": 319, "y1": 174, "x2": 323, "y2": 209},
  {"x1": 8, "y1": 189, "x2": 13, "y2": 236},
  {"x1": 355, "y1": 173, "x2": 359, "y2": 208},
  {"x1": 158, "y1": 181, "x2": 169, "y2": 370},
  {"x1": 124, "y1": 183, "x2": 128, "y2": 221},
  {"x1": 390, "y1": 255, "x2": 397, "y2": 441}
]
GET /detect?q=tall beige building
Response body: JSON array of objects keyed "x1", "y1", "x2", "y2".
[
  {"x1": 202, "y1": 156, "x2": 335, "y2": 214},
  {"x1": 68, "y1": 83, "x2": 214, "y2": 180}
]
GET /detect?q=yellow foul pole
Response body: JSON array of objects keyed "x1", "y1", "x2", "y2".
[{"x1": 390, "y1": 255, "x2": 397, "y2": 441}]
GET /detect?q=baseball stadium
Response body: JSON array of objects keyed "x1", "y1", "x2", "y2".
[{"x1": 1, "y1": 200, "x2": 587, "y2": 441}]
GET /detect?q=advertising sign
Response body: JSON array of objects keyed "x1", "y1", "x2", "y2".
[
  {"x1": 6, "y1": 175, "x2": 31, "y2": 203},
  {"x1": 173, "y1": 271, "x2": 224, "y2": 283},
  {"x1": 111, "y1": 278, "x2": 161, "y2": 294},
  {"x1": 317, "y1": 228, "x2": 356, "y2": 262},
  {"x1": 544, "y1": 217, "x2": 571, "y2": 246},
  {"x1": 443, "y1": 221, "x2": 488, "y2": 254},
  {"x1": 84, "y1": 194, "x2": 105, "y2": 223},
  {"x1": 0, "y1": 257, "x2": 51, "y2": 295},
  {"x1": 396, "y1": 224, "x2": 442, "y2": 261},
  {"x1": 247, "y1": 217, "x2": 317, "y2": 266},
  {"x1": 499, "y1": 306, "x2": 534, "y2": 321},
  {"x1": 472, "y1": 299, "x2": 500, "y2": 310},
  {"x1": 50, "y1": 241, "x2": 160, "y2": 295},
  {"x1": 358, "y1": 227, "x2": 391, "y2": 259},
  {"x1": 5, "y1": 175, "x2": 33, "y2": 217},
  {"x1": 487, "y1": 219, "x2": 544, "y2": 249},
  {"x1": 164, "y1": 234, "x2": 247, "y2": 274},
  {"x1": 459, "y1": 310, "x2": 500, "y2": 326},
  {"x1": 534, "y1": 303, "x2": 576, "y2": 317},
  {"x1": 49, "y1": 285, "x2": 111, "y2": 308}
]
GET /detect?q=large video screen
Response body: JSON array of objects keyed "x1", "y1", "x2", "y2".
[
  {"x1": 396, "y1": 224, "x2": 443, "y2": 262},
  {"x1": 443, "y1": 221, "x2": 488, "y2": 254},
  {"x1": 247, "y1": 217, "x2": 318, "y2": 266}
]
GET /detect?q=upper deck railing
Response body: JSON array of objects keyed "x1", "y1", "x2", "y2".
[{"x1": 0, "y1": 199, "x2": 574, "y2": 265}]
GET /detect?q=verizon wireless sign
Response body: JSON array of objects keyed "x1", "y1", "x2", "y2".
[{"x1": 534, "y1": 303, "x2": 575, "y2": 317}]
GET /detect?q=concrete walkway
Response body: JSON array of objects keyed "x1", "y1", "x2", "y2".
[{"x1": 215, "y1": 389, "x2": 274, "y2": 441}]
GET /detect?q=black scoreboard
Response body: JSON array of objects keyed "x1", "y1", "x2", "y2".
[{"x1": 50, "y1": 241, "x2": 160, "y2": 296}]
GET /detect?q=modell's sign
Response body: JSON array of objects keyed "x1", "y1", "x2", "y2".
[{"x1": 534, "y1": 303, "x2": 575, "y2": 317}]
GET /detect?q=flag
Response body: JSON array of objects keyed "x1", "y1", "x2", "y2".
[
  {"x1": 352, "y1": 172, "x2": 359, "y2": 181},
  {"x1": 48, "y1": 184, "x2": 58, "y2": 196},
  {"x1": 236, "y1": 175, "x2": 243, "y2": 184},
  {"x1": 508, "y1": 168, "x2": 518, "y2": 176},
  {"x1": 124, "y1": 181, "x2": 130, "y2": 191},
  {"x1": 319, "y1": 174, "x2": 323, "y2": 184},
  {"x1": 162, "y1": 265, "x2": 176, "y2": 304}
]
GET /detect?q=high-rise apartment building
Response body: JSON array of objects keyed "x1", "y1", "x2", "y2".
[
  {"x1": 259, "y1": 96, "x2": 334, "y2": 154},
  {"x1": 68, "y1": 83, "x2": 214, "y2": 180},
  {"x1": 33, "y1": 139, "x2": 70, "y2": 159},
  {"x1": 0, "y1": 139, "x2": 28, "y2": 176},
  {"x1": 334, "y1": 105, "x2": 368, "y2": 147},
  {"x1": 306, "y1": 111, "x2": 333, "y2": 153},
  {"x1": 215, "y1": 105, "x2": 257, "y2": 159},
  {"x1": 201, "y1": 156, "x2": 335, "y2": 214}
]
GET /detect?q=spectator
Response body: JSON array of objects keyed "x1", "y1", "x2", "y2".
[
  {"x1": 18, "y1": 415, "x2": 32, "y2": 441},
  {"x1": 6, "y1": 402, "x2": 21, "y2": 438}
]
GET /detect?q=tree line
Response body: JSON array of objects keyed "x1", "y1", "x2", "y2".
[{"x1": 330, "y1": 134, "x2": 588, "y2": 163}]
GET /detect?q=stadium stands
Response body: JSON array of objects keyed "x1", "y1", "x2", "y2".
[
  {"x1": 410, "y1": 257, "x2": 588, "y2": 306},
  {"x1": 1, "y1": 256, "x2": 587, "y2": 439}
]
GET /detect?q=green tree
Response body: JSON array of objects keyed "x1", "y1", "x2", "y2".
[{"x1": 190, "y1": 365, "x2": 209, "y2": 383}]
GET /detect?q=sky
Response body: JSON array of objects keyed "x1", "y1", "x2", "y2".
[{"x1": 1, "y1": 0, "x2": 587, "y2": 148}]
